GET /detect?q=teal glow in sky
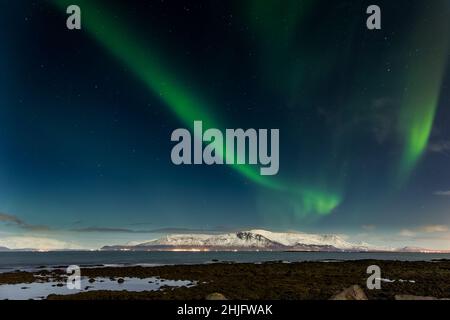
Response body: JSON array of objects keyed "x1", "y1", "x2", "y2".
[{"x1": 0, "y1": 0, "x2": 449, "y2": 249}]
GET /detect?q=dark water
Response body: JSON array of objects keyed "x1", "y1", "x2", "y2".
[{"x1": 1, "y1": 251, "x2": 449, "y2": 273}]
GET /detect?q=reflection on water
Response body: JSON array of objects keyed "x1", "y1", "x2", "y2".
[{"x1": 0, "y1": 277, "x2": 196, "y2": 300}]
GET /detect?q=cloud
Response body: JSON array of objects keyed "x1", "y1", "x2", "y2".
[
  {"x1": 147, "y1": 227, "x2": 233, "y2": 234},
  {"x1": 434, "y1": 190, "x2": 450, "y2": 196},
  {"x1": 419, "y1": 225, "x2": 448, "y2": 233},
  {"x1": 0, "y1": 212, "x2": 51, "y2": 232},
  {"x1": 399, "y1": 225, "x2": 449, "y2": 238},
  {"x1": 71, "y1": 227, "x2": 150, "y2": 233},
  {"x1": 428, "y1": 140, "x2": 450, "y2": 154},
  {"x1": 0, "y1": 236, "x2": 83, "y2": 250},
  {"x1": 128, "y1": 222, "x2": 154, "y2": 226},
  {"x1": 370, "y1": 97, "x2": 397, "y2": 144},
  {"x1": 71, "y1": 226, "x2": 234, "y2": 234},
  {"x1": 399, "y1": 229, "x2": 416, "y2": 237},
  {"x1": 362, "y1": 225, "x2": 376, "y2": 231}
]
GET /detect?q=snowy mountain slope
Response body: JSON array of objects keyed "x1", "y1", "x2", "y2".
[
  {"x1": 101, "y1": 229, "x2": 372, "y2": 251},
  {"x1": 246, "y1": 230, "x2": 360, "y2": 249},
  {"x1": 138, "y1": 231, "x2": 280, "y2": 248}
]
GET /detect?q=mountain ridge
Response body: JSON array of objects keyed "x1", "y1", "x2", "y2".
[{"x1": 101, "y1": 229, "x2": 373, "y2": 252}]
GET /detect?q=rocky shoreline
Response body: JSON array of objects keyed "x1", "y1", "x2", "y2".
[{"x1": 1, "y1": 260, "x2": 449, "y2": 300}]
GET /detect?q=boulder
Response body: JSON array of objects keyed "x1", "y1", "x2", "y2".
[
  {"x1": 206, "y1": 292, "x2": 227, "y2": 300},
  {"x1": 330, "y1": 285, "x2": 368, "y2": 300}
]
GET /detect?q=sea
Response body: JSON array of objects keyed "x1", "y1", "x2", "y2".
[{"x1": 1, "y1": 251, "x2": 449, "y2": 273}]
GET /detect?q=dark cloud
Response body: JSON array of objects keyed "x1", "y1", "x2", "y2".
[
  {"x1": 434, "y1": 191, "x2": 450, "y2": 196},
  {"x1": 146, "y1": 226, "x2": 235, "y2": 234},
  {"x1": 369, "y1": 97, "x2": 398, "y2": 144},
  {"x1": 71, "y1": 226, "x2": 236, "y2": 234},
  {"x1": 429, "y1": 140, "x2": 450, "y2": 154},
  {"x1": 0, "y1": 212, "x2": 51, "y2": 232},
  {"x1": 127, "y1": 222, "x2": 154, "y2": 226},
  {"x1": 362, "y1": 224, "x2": 376, "y2": 231},
  {"x1": 71, "y1": 227, "x2": 149, "y2": 233}
]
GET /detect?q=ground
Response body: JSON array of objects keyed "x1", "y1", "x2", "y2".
[{"x1": 1, "y1": 260, "x2": 449, "y2": 300}]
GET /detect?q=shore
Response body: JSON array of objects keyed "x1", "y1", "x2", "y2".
[{"x1": 1, "y1": 260, "x2": 449, "y2": 300}]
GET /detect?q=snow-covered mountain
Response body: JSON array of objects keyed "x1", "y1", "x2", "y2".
[{"x1": 101, "y1": 229, "x2": 372, "y2": 252}]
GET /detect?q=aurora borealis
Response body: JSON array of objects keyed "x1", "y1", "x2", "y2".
[
  {"x1": 1, "y1": 0, "x2": 450, "y2": 249},
  {"x1": 396, "y1": 4, "x2": 450, "y2": 184}
]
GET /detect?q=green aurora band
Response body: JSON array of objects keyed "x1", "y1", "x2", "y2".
[
  {"x1": 51, "y1": 0, "x2": 450, "y2": 216},
  {"x1": 52, "y1": 0, "x2": 342, "y2": 216},
  {"x1": 396, "y1": 3, "x2": 450, "y2": 183},
  {"x1": 53, "y1": 0, "x2": 275, "y2": 188}
]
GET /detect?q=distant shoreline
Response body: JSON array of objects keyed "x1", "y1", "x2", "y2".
[{"x1": 1, "y1": 251, "x2": 450, "y2": 275}]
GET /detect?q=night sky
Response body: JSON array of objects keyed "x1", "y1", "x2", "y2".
[{"x1": 1, "y1": 0, "x2": 450, "y2": 249}]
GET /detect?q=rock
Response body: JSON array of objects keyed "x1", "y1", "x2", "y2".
[
  {"x1": 330, "y1": 285, "x2": 368, "y2": 300},
  {"x1": 117, "y1": 278, "x2": 125, "y2": 284},
  {"x1": 395, "y1": 295, "x2": 450, "y2": 300},
  {"x1": 56, "y1": 283, "x2": 64, "y2": 287},
  {"x1": 88, "y1": 278, "x2": 95, "y2": 283},
  {"x1": 206, "y1": 293, "x2": 227, "y2": 300}
]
